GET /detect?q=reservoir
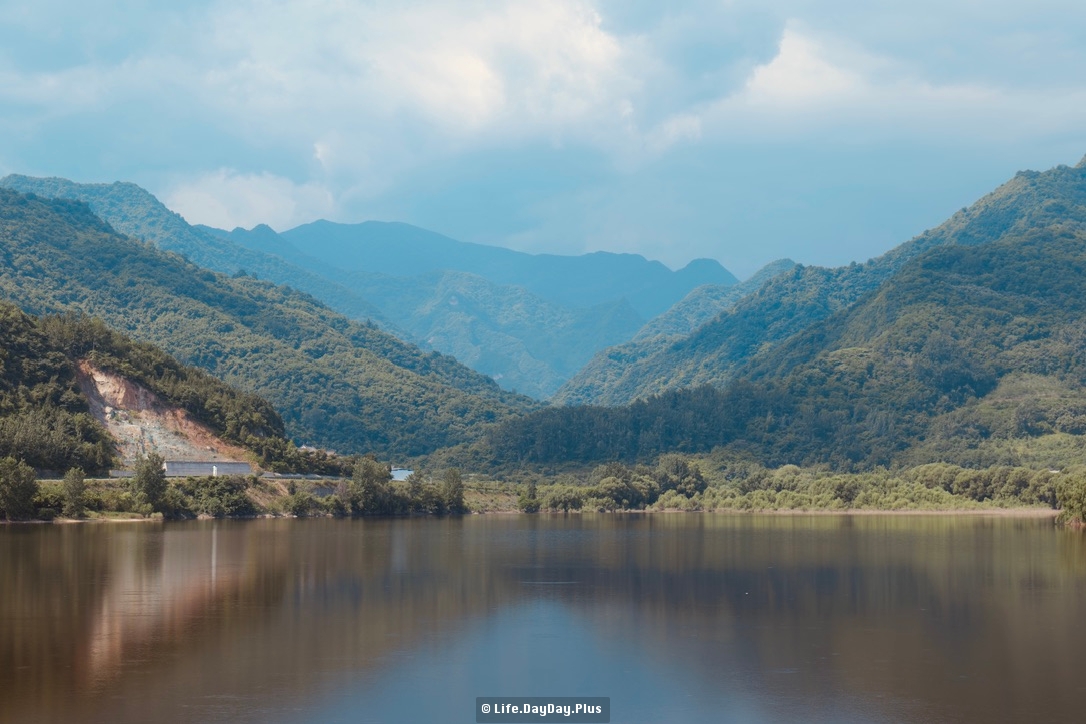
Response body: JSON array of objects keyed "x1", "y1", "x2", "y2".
[{"x1": 1, "y1": 514, "x2": 1083, "y2": 723}]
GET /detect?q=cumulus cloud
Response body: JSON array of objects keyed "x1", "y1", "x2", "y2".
[{"x1": 1, "y1": 0, "x2": 1085, "y2": 268}]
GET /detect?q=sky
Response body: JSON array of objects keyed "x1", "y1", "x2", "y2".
[{"x1": 1, "y1": 1, "x2": 1084, "y2": 278}]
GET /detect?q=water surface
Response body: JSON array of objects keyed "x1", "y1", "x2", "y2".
[{"x1": 2, "y1": 514, "x2": 1084, "y2": 723}]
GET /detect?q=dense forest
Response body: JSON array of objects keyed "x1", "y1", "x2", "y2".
[
  {"x1": 0, "y1": 188, "x2": 534, "y2": 456},
  {"x1": 485, "y1": 222, "x2": 1086, "y2": 471},
  {"x1": 0, "y1": 301, "x2": 340, "y2": 474}
]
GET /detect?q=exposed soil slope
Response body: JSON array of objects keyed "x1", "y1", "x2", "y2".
[{"x1": 76, "y1": 360, "x2": 253, "y2": 465}]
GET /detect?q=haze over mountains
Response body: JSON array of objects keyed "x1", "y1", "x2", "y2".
[
  {"x1": 0, "y1": 187, "x2": 532, "y2": 457},
  {"x1": 0, "y1": 175, "x2": 743, "y2": 398},
  {"x1": 557, "y1": 158, "x2": 1086, "y2": 406},
  {"x1": 485, "y1": 156, "x2": 1086, "y2": 470},
  {"x1": 3, "y1": 156, "x2": 1086, "y2": 474}
]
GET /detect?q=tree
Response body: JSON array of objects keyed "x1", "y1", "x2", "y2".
[
  {"x1": 654, "y1": 455, "x2": 707, "y2": 497},
  {"x1": 132, "y1": 453, "x2": 167, "y2": 513},
  {"x1": 441, "y1": 468, "x2": 465, "y2": 514},
  {"x1": 1057, "y1": 469, "x2": 1086, "y2": 525},
  {"x1": 352, "y1": 457, "x2": 392, "y2": 515},
  {"x1": 518, "y1": 479, "x2": 540, "y2": 513},
  {"x1": 0, "y1": 457, "x2": 39, "y2": 520},
  {"x1": 62, "y1": 467, "x2": 86, "y2": 517}
]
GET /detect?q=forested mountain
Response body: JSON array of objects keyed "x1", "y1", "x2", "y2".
[
  {"x1": 481, "y1": 158, "x2": 1086, "y2": 470},
  {"x1": 558, "y1": 159, "x2": 1086, "y2": 405},
  {"x1": 486, "y1": 220, "x2": 1086, "y2": 469},
  {"x1": 554, "y1": 258, "x2": 797, "y2": 405},
  {"x1": 0, "y1": 188, "x2": 533, "y2": 457},
  {"x1": 631, "y1": 258, "x2": 798, "y2": 342},
  {"x1": 0, "y1": 175, "x2": 391, "y2": 328},
  {"x1": 0, "y1": 301, "x2": 329, "y2": 474},
  {"x1": 0, "y1": 175, "x2": 734, "y2": 398}
]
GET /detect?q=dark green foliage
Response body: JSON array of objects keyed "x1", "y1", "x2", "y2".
[
  {"x1": 179, "y1": 475, "x2": 256, "y2": 518},
  {"x1": 0, "y1": 303, "x2": 115, "y2": 472},
  {"x1": 654, "y1": 454, "x2": 707, "y2": 496},
  {"x1": 351, "y1": 457, "x2": 394, "y2": 515},
  {"x1": 518, "y1": 479, "x2": 540, "y2": 513},
  {"x1": 131, "y1": 454, "x2": 167, "y2": 513},
  {"x1": 286, "y1": 490, "x2": 318, "y2": 517},
  {"x1": 0, "y1": 456, "x2": 38, "y2": 520},
  {"x1": 40, "y1": 312, "x2": 286, "y2": 444},
  {"x1": 62, "y1": 467, "x2": 85, "y2": 517},
  {"x1": 0, "y1": 187, "x2": 533, "y2": 456},
  {"x1": 441, "y1": 468, "x2": 465, "y2": 514},
  {"x1": 1057, "y1": 469, "x2": 1086, "y2": 524}
]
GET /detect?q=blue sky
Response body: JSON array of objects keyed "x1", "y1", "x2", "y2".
[{"x1": 1, "y1": 0, "x2": 1084, "y2": 277}]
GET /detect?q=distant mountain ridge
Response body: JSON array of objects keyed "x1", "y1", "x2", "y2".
[
  {"x1": 205, "y1": 224, "x2": 646, "y2": 397},
  {"x1": 0, "y1": 175, "x2": 738, "y2": 398},
  {"x1": 557, "y1": 160, "x2": 1086, "y2": 405},
  {"x1": 273, "y1": 220, "x2": 737, "y2": 319}
]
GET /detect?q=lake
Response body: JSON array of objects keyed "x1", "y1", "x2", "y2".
[{"x1": 2, "y1": 514, "x2": 1084, "y2": 723}]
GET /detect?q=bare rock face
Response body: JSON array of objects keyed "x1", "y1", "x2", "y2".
[{"x1": 75, "y1": 360, "x2": 253, "y2": 466}]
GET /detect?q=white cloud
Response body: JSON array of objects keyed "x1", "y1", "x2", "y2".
[
  {"x1": 2, "y1": 0, "x2": 1086, "y2": 271},
  {"x1": 743, "y1": 28, "x2": 861, "y2": 105},
  {"x1": 164, "y1": 170, "x2": 335, "y2": 231},
  {"x1": 202, "y1": 0, "x2": 632, "y2": 139}
]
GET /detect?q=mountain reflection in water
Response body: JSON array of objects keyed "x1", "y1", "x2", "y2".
[{"x1": 1, "y1": 514, "x2": 1084, "y2": 723}]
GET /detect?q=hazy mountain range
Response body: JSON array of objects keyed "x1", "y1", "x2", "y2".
[
  {"x1": 485, "y1": 156, "x2": 1086, "y2": 470},
  {"x1": 0, "y1": 175, "x2": 745, "y2": 398},
  {"x1": 3, "y1": 156, "x2": 1086, "y2": 473}
]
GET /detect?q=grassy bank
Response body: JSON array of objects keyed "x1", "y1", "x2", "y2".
[{"x1": 5, "y1": 455, "x2": 1086, "y2": 524}]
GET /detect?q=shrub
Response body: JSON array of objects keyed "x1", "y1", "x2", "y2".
[{"x1": 0, "y1": 457, "x2": 39, "y2": 520}]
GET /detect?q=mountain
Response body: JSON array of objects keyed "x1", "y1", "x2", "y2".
[
  {"x1": 204, "y1": 224, "x2": 645, "y2": 397},
  {"x1": 481, "y1": 157, "x2": 1086, "y2": 470},
  {"x1": 554, "y1": 258, "x2": 798, "y2": 405},
  {"x1": 0, "y1": 175, "x2": 734, "y2": 398},
  {"x1": 558, "y1": 159, "x2": 1086, "y2": 406},
  {"x1": 632, "y1": 259, "x2": 799, "y2": 342},
  {"x1": 0, "y1": 188, "x2": 533, "y2": 457},
  {"x1": 0, "y1": 175, "x2": 392, "y2": 330},
  {"x1": 274, "y1": 220, "x2": 738, "y2": 319}
]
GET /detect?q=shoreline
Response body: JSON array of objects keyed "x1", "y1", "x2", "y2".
[{"x1": 2, "y1": 506, "x2": 1061, "y2": 525}]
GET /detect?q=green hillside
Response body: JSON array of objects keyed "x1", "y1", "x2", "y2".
[
  {"x1": 0, "y1": 301, "x2": 334, "y2": 474},
  {"x1": 0, "y1": 188, "x2": 533, "y2": 457},
  {"x1": 483, "y1": 162, "x2": 1086, "y2": 470},
  {"x1": 0, "y1": 175, "x2": 393, "y2": 330},
  {"x1": 0, "y1": 175, "x2": 714, "y2": 399},
  {"x1": 554, "y1": 258, "x2": 797, "y2": 405},
  {"x1": 558, "y1": 159, "x2": 1086, "y2": 405}
]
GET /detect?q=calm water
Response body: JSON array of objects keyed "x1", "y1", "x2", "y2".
[{"x1": 2, "y1": 514, "x2": 1085, "y2": 723}]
